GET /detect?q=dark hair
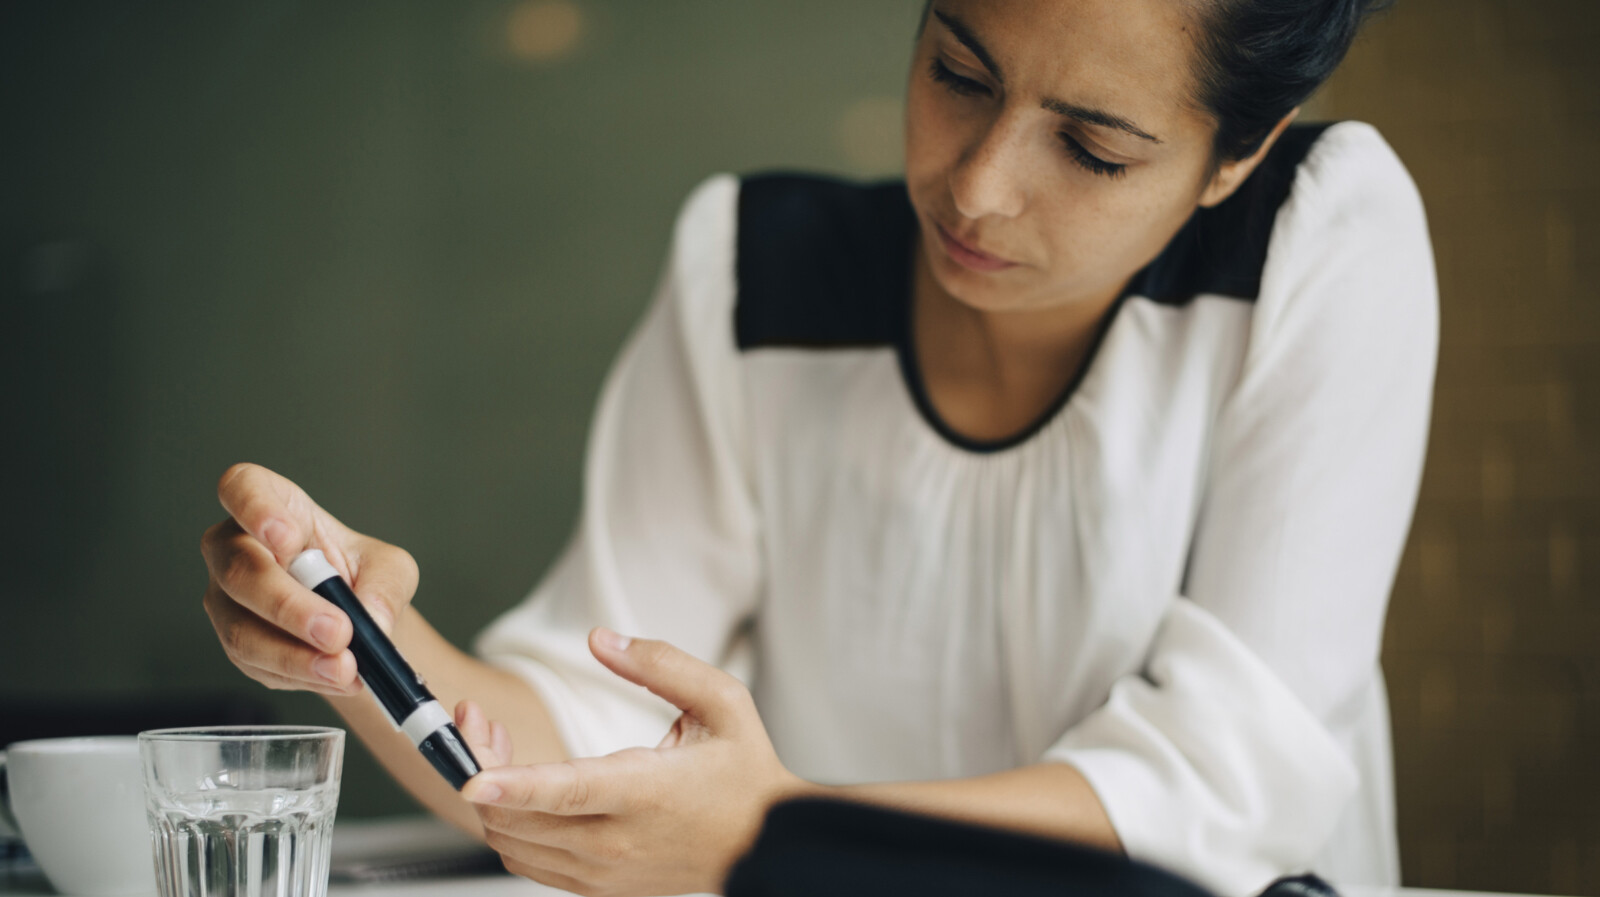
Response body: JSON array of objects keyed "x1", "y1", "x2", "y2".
[{"x1": 1190, "y1": 0, "x2": 1393, "y2": 162}]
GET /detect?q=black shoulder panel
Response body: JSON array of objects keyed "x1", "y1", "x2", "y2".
[
  {"x1": 732, "y1": 122, "x2": 1334, "y2": 351},
  {"x1": 1126, "y1": 122, "x2": 1335, "y2": 304},
  {"x1": 734, "y1": 174, "x2": 915, "y2": 351}
]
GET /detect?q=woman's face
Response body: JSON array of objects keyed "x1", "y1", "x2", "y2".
[{"x1": 905, "y1": 0, "x2": 1260, "y2": 314}]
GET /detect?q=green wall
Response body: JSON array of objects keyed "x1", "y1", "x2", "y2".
[{"x1": 0, "y1": 0, "x2": 921, "y2": 816}]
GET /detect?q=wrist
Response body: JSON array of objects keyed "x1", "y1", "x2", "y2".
[
  {"x1": 389, "y1": 602, "x2": 422, "y2": 644},
  {"x1": 772, "y1": 771, "x2": 832, "y2": 807},
  {"x1": 713, "y1": 769, "x2": 822, "y2": 893}
]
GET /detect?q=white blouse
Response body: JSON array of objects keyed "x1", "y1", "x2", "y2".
[{"x1": 475, "y1": 121, "x2": 1438, "y2": 897}]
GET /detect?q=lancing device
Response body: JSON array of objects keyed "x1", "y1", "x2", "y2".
[{"x1": 288, "y1": 548, "x2": 481, "y2": 790}]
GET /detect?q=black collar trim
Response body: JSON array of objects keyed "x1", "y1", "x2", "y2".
[{"x1": 733, "y1": 122, "x2": 1335, "y2": 452}]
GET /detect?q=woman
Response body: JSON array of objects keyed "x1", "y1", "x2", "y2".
[{"x1": 200, "y1": 0, "x2": 1435, "y2": 895}]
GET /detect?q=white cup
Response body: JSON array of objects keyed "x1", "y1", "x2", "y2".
[{"x1": 0, "y1": 736, "x2": 157, "y2": 896}]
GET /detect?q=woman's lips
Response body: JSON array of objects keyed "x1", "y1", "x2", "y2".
[{"x1": 935, "y1": 222, "x2": 1019, "y2": 273}]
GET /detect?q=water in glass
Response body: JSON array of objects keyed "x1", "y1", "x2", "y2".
[{"x1": 140, "y1": 727, "x2": 343, "y2": 897}]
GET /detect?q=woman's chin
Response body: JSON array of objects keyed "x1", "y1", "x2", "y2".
[{"x1": 927, "y1": 257, "x2": 1036, "y2": 313}]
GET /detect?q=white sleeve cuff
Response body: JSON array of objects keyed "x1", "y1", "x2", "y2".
[
  {"x1": 1046, "y1": 599, "x2": 1358, "y2": 897},
  {"x1": 478, "y1": 643, "x2": 677, "y2": 760},
  {"x1": 470, "y1": 598, "x2": 678, "y2": 757}
]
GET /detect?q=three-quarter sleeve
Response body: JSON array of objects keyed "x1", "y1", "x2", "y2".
[
  {"x1": 474, "y1": 175, "x2": 761, "y2": 760},
  {"x1": 1046, "y1": 123, "x2": 1438, "y2": 895}
]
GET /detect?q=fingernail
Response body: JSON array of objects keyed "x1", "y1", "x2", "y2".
[
  {"x1": 596, "y1": 627, "x2": 631, "y2": 652},
  {"x1": 466, "y1": 782, "x2": 503, "y2": 805},
  {"x1": 260, "y1": 519, "x2": 289, "y2": 552},
  {"x1": 312, "y1": 655, "x2": 342, "y2": 684},
  {"x1": 309, "y1": 615, "x2": 341, "y2": 652}
]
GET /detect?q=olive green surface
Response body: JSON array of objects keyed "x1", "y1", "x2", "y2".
[{"x1": 0, "y1": 0, "x2": 921, "y2": 817}]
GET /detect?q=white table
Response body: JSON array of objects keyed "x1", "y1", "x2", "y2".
[
  {"x1": 5, "y1": 818, "x2": 563, "y2": 897},
  {"x1": 0, "y1": 817, "x2": 1562, "y2": 897}
]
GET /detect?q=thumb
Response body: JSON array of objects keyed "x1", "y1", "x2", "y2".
[
  {"x1": 344, "y1": 539, "x2": 418, "y2": 635},
  {"x1": 588, "y1": 628, "x2": 751, "y2": 735}
]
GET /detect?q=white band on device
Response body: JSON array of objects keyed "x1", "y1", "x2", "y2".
[
  {"x1": 287, "y1": 549, "x2": 340, "y2": 590},
  {"x1": 400, "y1": 701, "x2": 453, "y2": 748}
]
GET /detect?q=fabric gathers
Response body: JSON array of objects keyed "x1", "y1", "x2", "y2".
[{"x1": 476, "y1": 121, "x2": 1438, "y2": 896}]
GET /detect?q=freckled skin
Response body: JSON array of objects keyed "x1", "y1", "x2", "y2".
[
  {"x1": 904, "y1": 0, "x2": 1293, "y2": 441},
  {"x1": 905, "y1": 0, "x2": 1271, "y2": 319}
]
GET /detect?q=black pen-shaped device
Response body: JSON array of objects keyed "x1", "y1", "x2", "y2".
[{"x1": 288, "y1": 548, "x2": 481, "y2": 790}]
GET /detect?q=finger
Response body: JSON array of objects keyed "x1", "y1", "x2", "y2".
[
  {"x1": 455, "y1": 701, "x2": 509, "y2": 769},
  {"x1": 463, "y1": 752, "x2": 652, "y2": 816},
  {"x1": 211, "y1": 465, "x2": 414, "y2": 638},
  {"x1": 203, "y1": 607, "x2": 361, "y2": 699},
  {"x1": 498, "y1": 853, "x2": 590, "y2": 896},
  {"x1": 202, "y1": 579, "x2": 356, "y2": 686},
  {"x1": 214, "y1": 463, "x2": 329, "y2": 565},
  {"x1": 454, "y1": 699, "x2": 484, "y2": 742},
  {"x1": 475, "y1": 805, "x2": 599, "y2": 847},
  {"x1": 490, "y1": 720, "x2": 512, "y2": 767},
  {"x1": 587, "y1": 628, "x2": 753, "y2": 734},
  {"x1": 486, "y1": 831, "x2": 587, "y2": 876},
  {"x1": 202, "y1": 527, "x2": 353, "y2": 655},
  {"x1": 235, "y1": 656, "x2": 362, "y2": 698}
]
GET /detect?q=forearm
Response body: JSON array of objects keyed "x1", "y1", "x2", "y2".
[
  {"x1": 824, "y1": 763, "x2": 1122, "y2": 853},
  {"x1": 326, "y1": 605, "x2": 566, "y2": 838}
]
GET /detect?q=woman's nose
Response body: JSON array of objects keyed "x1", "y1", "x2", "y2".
[{"x1": 948, "y1": 115, "x2": 1028, "y2": 221}]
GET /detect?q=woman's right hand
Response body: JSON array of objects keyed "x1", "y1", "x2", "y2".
[{"x1": 200, "y1": 463, "x2": 420, "y2": 697}]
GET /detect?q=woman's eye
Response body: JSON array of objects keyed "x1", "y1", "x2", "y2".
[
  {"x1": 928, "y1": 58, "x2": 990, "y2": 98},
  {"x1": 928, "y1": 54, "x2": 1126, "y2": 181},
  {"x1": 1059, "y1": 133, "x2": 1128, "y2": 179}
]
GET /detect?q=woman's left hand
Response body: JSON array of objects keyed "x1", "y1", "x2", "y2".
[{"x1": 456, "y1": 627, "x2": 807, "y2": 897}]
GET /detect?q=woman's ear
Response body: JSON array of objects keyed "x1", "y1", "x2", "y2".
[{"x1": 1198, "y1": 108, "x2": 1301, "y2": 208}]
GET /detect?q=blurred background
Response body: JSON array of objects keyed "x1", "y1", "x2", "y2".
[{"x1": 1, "y1": 0, "x2": 1595, "y2": 894}]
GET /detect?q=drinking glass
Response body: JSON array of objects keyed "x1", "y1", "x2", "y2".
[{"x1": 139, "y1": 727, "x2": 344, "y2": 897}]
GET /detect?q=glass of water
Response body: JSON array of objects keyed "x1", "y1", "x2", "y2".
[{"x1": 139, "y1": 727, "x2": 344, "y2": 897}]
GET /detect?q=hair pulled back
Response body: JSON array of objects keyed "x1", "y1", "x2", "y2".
[{"x1": 1191, "y1": 0, "x2": 1392, "y2": 162}]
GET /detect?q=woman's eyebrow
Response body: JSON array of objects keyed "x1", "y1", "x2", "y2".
[
  {"x1": 933, "y1": 7, "x2": 1162, "y2": 146},
  {"x1": 1042, "y1": 98, "x2": 1163, "y2": 144},
  {"x1": 933, "y1": 10, "x2": 1003, "y2": 82}
]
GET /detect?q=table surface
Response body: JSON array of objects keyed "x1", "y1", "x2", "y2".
[{"x1": 0, "y1": 817, "x2": 1569, "y2": 897}]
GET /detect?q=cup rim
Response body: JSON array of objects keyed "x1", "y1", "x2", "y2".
[{"x1": 137, "y1": 725, "x2": 344, "y2": 743}]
